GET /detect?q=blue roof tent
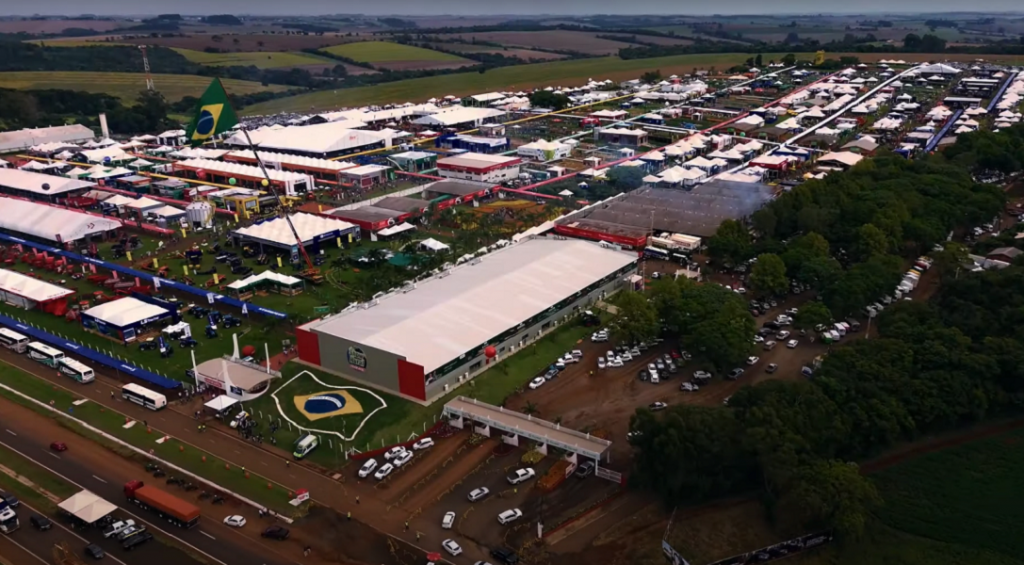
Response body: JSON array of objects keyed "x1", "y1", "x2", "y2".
[
  {"x1": 0, "y1": 311, "x2": 181, "y2": 389},
  {"x1": 0, "y1": 232, "x2": 287, "y2": 319}
]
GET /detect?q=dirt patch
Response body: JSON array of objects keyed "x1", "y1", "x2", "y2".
[
  {"x1": 374, "y1": 59, "x2": 475, "y2": 71},
  {"x1": 435, "y1": 31, "x2": 638, "y2": 55}
]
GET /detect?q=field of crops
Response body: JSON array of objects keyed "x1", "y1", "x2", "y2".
[
  {"x1": 172, "y1": 48, "x2": 333, "y2": 69},
  {"x1": 436, "y1": 30, "x2": 638, "y2": 55},
  {"x1": 323, "y1": 41, "x2": 463, "y2": 63},
  {"x1": 869, "y1": 427, "x2": 1024, "y2": 561},
  {"x1": 0, "y1": 72, "x2": 288, "y2": 102},
  {"x1": 242, "y1": 52, "x2": 755, "y2": 115}
]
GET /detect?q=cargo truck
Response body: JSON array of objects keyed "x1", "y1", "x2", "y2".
[{"x1": 123, "y1": 480, "x2": 200, "y2": 529}]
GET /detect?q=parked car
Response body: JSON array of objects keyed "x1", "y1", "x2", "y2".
[
  {"x1": 358, "y1": 459, "x2": 378, "y2": 478},
  {"x1": 122, "y1": 530, "x2": 153, "y2": 550},
  {"x1": 575, "y1": 461, "x2": 595, "y2": 478},
  {"x1": 620, "y1": 350, "x2": 633, "y2": 362},
  {"x1": 638, "y1": 369, "x2": 649, "y2": 381},
  {"x1": 596, "y1": 357, "x2": 606, "y2": 370},
  {"x1": 680, "y1": 382, "x2": 698, "y2": 392},
  {"x1": 441, "y1": 511, "x2": 456, "y2": 530},
  {"x1": 490, "y1": 547, "x2": 519, "y2": 565},
  {"x1": 529, "y1": 377, "x2": 546, "y2": 390},
  {"x1": 0, "y1": 493, "x2": 19, "y2": 508},
  {"x1": 787, "y1": 339, "x2": 799, "y2": 349},
  {"x1": 727, "y1": 368, "x2": 745, "y2": 380},
  {"x1": 442, "y1": 539, "x2": 463, "y2": 556},
  {"x1": 30, "y1": 515, "x2": 52, "y2": 531},
  {"x1": 261, "y1": 526, "x2": 290, "y2": 540},
  {"x1": 393, "y1": 450, "x2": 414, "y2": 467},
  {"x1": 497, "y1": 509, "x2": 523, "y2": 525},
  {"x1": 468, "y1": 487, "x2": 490, "y2": 502},
  {"x1": 693, "y1": 370, "x2": 712, "y2": 380},
  {"x1": 607, "y1": 357, "x2": 623, "y2": 368},
  {"x1": 776, "y1": 331, "x2": 791, "y2": 340},
  {"x1": 746, "y1": 356, "x2": 760, "y2": 366},
  {"x1": 649, "y1": 401, "x2": 667, "y2": 411},
  {"x1": 84, "y1": 544, "x2": 105, "y2": 560},
  {"x1": 383, "y1": 446, "x2": 407, "y2": 461},
  {"x1": 223, "y1": 515, "x2": 246, "y2": 528},
  {"x1": 765, "y1": 363, "x2": 778, "y2": 374},
  {"x1": 50, "y1": 441, "x2": 68, "y2": 452},
  {"x1": 412, "y1": 437, "x2": 435, "y2": 450},
  {"x1": 374, "y1": 463, "x2": 394, "y2": 481},
  {"x1": 103, "y1": 520, "x2": 135, "y2": 539},
  {"x1": 507, "y1": 468, "x2": 536, "y2": 485},
  {"x1": 543, "y1": 367, "x2": 560, "y2": 380}
]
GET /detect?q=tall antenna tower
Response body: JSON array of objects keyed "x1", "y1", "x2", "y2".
[{"x1": 139, "y1": 45, "x2": 155, "y2": 91}]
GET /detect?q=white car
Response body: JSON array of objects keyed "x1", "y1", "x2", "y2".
[
  {"x1": 571, "y1": 349, "x2": 583, "y2": 360},
  {"x1": 497, "y1": 509, "x2": 523, "y2": 525},
  {"x1": 529, "y1": 377, "x2": 546, "y2": 390},
  {"x1": 383, "y1": 446, "x2": 407, "y2": 461},
  {"x1": 561, "y1": 352, "x2": 578, "y2": 364},
  {"x1": 507, "y1": 468, "x2": 536, "y2": 485},
  {"x1": 753, "y1": 335, "x2": 764, "y2": 343},
  {"x1": 413, "y1": 437, "x2": 435, "y2": 450},
  {"x1": 620, "y1": 350, "x2": 633, "y2": 362},
  {"x1": 607, "y1": 357, "x2": 623, "y2": 368},
  {"x1": 393, "y1": 450, "x2": 414, "y2": 467},
  {"x1": 786, "y1": 339, "x2": 799, "y2": 349},
  {"x1": 590, "y1": 332, "x2": 608, "y2": 342},
  {"x1": 680, "y1": 382, "x2": 697, "y2": 392},
  {"x1": 693, "y1": 370, "x2": 712, "y2": 380},
  {"x1": 442, "y1": 539, "x2": 463, "y2": 556},
  {"x1": 597, "y1": 357, "x2": 607, "y2": 370},
  {"x1": 103, "y1": 520, "x2": 135, "y2": 539},
  {"x1": 746, "y1": 356, "x2": 760, "y2": 366},
  {"x1": 358, "y1": 458, "x2": 378, "y2": 478},
  {"x1": 441, "y1": 511, "x2": 456, "y2": 530},
  {"x1": 467, "y1": 487, "x2": 490, "y2": 502},
  {"x1": 374, "y1": 463, "x2": 394, "y2": 481},
  {"x1": 223, "y1": 515, "x2": 246, "y2": 528},
  {"x1": 776, "y1": 330, "x2": 791, "y2": 340}
]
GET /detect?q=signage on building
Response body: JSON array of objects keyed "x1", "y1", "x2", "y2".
[{"x1": 347, "y1": 346, "x2": 367, "y2": 372}]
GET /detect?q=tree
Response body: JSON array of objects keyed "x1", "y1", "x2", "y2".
[
  {"x1": 528, "y1": 90, "x2": 571, "y2": 111},
  {"x1": 781, "y1": 53, "x2": 797, "y2": 66},
  {"x1": 794, "y1": 301, "x2": 832, "y2": 330},
  {"x1": 754, "y1": 53, "x2": 763, "y2": 67},
  {"x1": 606, "y1": 166, "x2": 645, "y2": 191},
  {"x1": 784, "y1": 32, "x2": 801, "y2": 44},
  {"x1": 640, "y1": 70, "x2": 662, "y2": 84},
  {"x1": 781, "y1": 460, "x2": 881, "y2": 538},
  {"x1": 689, "y1": 300, "x2": 756, "y2": 370},
  {"x1": 853, "y1": 223, "x2": 891, "y2": 261},
  {"x1": 707, "y1": 220, "x2": 752, "y2": 267},
  {"x1": 903, "y1": 33, "x2": 922, "y2": 49},
  {"x1": 611, "y1": 291, "x2": 660, "y2": 346},
  {"x1": 931, "y1": 241, "x2": 969, "y2": 280},
  {"x1": 749, "y1": 253, "x2": 788, "y2": 297}
]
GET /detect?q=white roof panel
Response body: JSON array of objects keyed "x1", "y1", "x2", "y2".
[
  {"x1": 306, "y1": 238, "x2": 637, "y2": 374},
  {"x1": 0, "y1": 168, "x2": 94, "y2": 195},
  {"x1": 83, "y1": 297, "x2": 170, "y2": 327},
  {"x1": 0, "y1": 269, "x2": 74, "y2": 302},
  {"x1": 57, "y1": 491, "x2": 117, "y2": 524},
  {"x1": 234, "y1": 213, "x2": 356, "y2": 247},
  {"x1": 0, "y1": 197, "x2": 121, "y2": 242}
]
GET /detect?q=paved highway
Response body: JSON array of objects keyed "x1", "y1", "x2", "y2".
[{"x1": 0, "y1": 400, "x2": 297, "y2": 565}]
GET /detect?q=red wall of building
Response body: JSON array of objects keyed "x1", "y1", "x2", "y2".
[
  {"x1": 397, "y1": 359, "x2": 426, "y2": 401},
  {"x1": 553, "y1": 224, "x2": 647, "y2": 248},
  {"x1": 295, "y1": 325, "x2": 321, "y2": 366}
]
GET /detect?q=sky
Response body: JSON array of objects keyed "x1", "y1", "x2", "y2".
[{"x1": 8, "y1": 0, "x2": 1024, "y2": 16}]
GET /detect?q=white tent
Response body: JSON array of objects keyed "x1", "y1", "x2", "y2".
[
  {"x1": 419, "y1": 238, "x2": 450, "y2": 252},
  {"x1": 0, "y1": 197, "x2": 120, "y2": 242},
  {"x1": 226, "y1": 271, "x2": 303, "y2": 291},
  {"x1": 124, "y1": 196, "x2": 164, "y2": 211},
  {"x1": 205, "y1": 395, "x2": 240, "y2": 413},
  {"x1": 58, "y1": 491, "x2": 117, "y2": 524},
  {"x1": 0, "y1": 269, "x2": 75, "y2": 303},
  {"x1": 149, "y1": 205, "x2": 186, "y2": 218},
  {"x1": 234, "y1": 213, "x2": 356, "y2": 248}
]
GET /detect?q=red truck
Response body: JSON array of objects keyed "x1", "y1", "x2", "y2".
[{"x1": 123, "y1": 480, "x2": 200, "y2": 529}]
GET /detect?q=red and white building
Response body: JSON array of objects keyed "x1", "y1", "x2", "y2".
[{"x1": 436, "y1": 153, "x2": 521, "y2": 184}]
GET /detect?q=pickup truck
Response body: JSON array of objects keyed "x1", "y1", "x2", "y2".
[{"x1": 102, "y1": 519, "x2": 135, "y2": 539}]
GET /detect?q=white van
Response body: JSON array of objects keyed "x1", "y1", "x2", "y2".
[{"x1": 293, "y1": 435, "x2": 319, "y2": 460}]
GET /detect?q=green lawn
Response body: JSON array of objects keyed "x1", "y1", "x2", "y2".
[
  {"x1": 0, "y1": 72, "x2": 288, "y2": 102},
  {"x1": 322, "y1": 41, "x2": 463, "y2": 63},
  {"x1": 242, "y1": 52, "x2": 758, "y2": 114},
  {"x1": 869, "y1": 427, "x2": 1024, "y2": 561},
  {"x1": 172, "y1": 48, "x2": 333, "y2": 69},
  {"x1": 0, "y1": 364, "x2": 297, "y2": 514}
]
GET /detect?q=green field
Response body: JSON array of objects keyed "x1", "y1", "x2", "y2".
[
  {"x1": 870, "y1": 427, "x2": 1024, "y2": 560},
  {"x1": 172, "y1": 48, "x2": 333, "y2": 69},
  {"x1": 322, "y1": 41, "x2": 463, "y2": 63},
  {"x1": 242, "y1": 52, "x2": 755, "y2": 114},
  {"x1": 0, "y1": 72, "x2": 288, "y2": 102}
]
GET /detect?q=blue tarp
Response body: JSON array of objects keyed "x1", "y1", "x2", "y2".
[
  {"x1": 0, "y1": 311, "x2": 182, "y2": 390},
  {"x1": 924, "y1": 108, "x2": 963, "y2": 153},
  {"x1": 0, "y1": 233, "x2": 287, "y2": 319}
]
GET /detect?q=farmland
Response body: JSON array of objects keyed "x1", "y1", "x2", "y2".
[
  {"x1": 427, "y1": 42, "x2": 567, "y2": 61},
  {"x1": 0, "y1": 71, "x2": 289, "y2": 102},
  {"x1": 869, "y1": 426, "x2": 1024, "y2": 561},
  {"x1": 321, "y1": 40, "x2": 472, "y2": 71},
  {"x1": 435, "y1": 30, "x2": 639, "y2": 55},
  {"x1": 243, "y1": 52, "x2": 756, "y2": 114},
  {"x1": 171, "y1": 48, "x2": 334, "y2": 69},
  {"x1": 61, "y1": 33, "x2": 365, "y2": 52},
  {"x1": 0, "y1": 18, "x2": 127, "y2": 34}
]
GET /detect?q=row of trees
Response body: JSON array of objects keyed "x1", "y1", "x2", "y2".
[
  {"x1": 0, "y1": 88, "x2": 174, "y2": 134},
  {"x1": 628, "y1": 127, "x2": 1023, "y2": 539}
]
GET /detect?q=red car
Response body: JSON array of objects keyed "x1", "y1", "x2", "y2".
[
  {"x1": 670, "y1": 350, "x2": 681, "y2": 359},
  {"x1": 50, "y1": 442, "x2": 68, "y2": 452}
]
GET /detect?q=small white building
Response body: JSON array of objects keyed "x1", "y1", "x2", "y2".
[{"x1": 517, "y1": 139, "x2": 572, "y2": 161}]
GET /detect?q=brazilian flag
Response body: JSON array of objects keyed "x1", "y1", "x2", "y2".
[{"x1": 184, "y1": 79, "x2": 238, "y2": 147}]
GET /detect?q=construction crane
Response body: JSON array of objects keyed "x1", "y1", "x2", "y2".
[
  {"x1": 138, "y1": 45, "x2": 155, "y2": 91},
  {"x1": 52, "y1": 542, "x2": 86, "y2": 565}
]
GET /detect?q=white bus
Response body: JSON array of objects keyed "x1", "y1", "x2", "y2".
[
  {"x1": 26, "y1": 341, "x2": 65, "y2": 368},
  {"x1": 121, "y1": 383, "x2": 167, "y2": 411},
  {"x1": 58, "y1": 358, "x2": 95, "y2": 384},
  {"x1": 0, "y1": 328, "x2": 29, "y2": 353}
]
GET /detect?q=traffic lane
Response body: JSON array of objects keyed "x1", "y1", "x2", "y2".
[
  {"x1": 0, "y1": 401, "x2": 298, "y2": 565},
  {"x1": 0, "y1": 497, "x2": 140, "y2": 565},
  {"x1": 0, "y1": 534, "x2": 48, "y2": 565}
]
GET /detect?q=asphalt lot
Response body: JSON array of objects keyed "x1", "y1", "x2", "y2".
[{"x1": 0, "y1": 398, "x2": 297, "y2": 565}]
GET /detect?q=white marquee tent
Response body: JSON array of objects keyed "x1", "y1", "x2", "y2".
[{"x1": 0, "y1": 197, "x2": 121, "y2": 242}]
